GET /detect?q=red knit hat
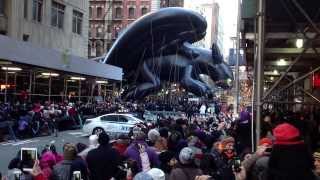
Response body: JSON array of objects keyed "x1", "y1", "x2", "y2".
[
  {"x1": 259, "y1": 138, "x2": 273, "y2": 146},
  {"x1": 273, "y1": 123, "x2": 304, "y2": 145}
]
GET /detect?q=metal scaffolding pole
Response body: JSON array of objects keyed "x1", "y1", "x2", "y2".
[
  {"x1": 29, "y1": 71, "x2": 32, "y2": 102},
  {"x1": 48, "y1": 75, "x2": 52, "y2": 102},
  {"x1": 262, "y1": 0, "x2": 320, "y2": 99},
  {"x1": 4, "y1": 70, "x2": 8, "y2": 103},
  {"x1": 78, "y1": 80, "x2": 81, "y2": 102},
  {"x1": 255, "y1": 0, "x2": 265, "y2": 146},
  {"x1": 234, "y1": 0, "x2": 242, "y2": 114}
]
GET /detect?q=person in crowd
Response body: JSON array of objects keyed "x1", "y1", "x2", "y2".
[
  {"x1": 39, "y1": 150, "x2": 57, "y2": 179},
  {"x1": 72, "y1": 143, "x2": 89, "y2": 180},
  {"x1": 313, "y1": 150, "x2": 320, "y2": 178},
  {"x1": 148, "y1": 129, "x2": 168, "y2": 154},
  {"x1": 242, "y1": 138, "x2": 271, "y2": 180},
  {"x1": 266, "y1": 123, "x2": 317, "y2": 180},
  {"x1": 49, "y1": 144, "x2": 63, "y2": 163},
  {"x1": 210, "y1": 136, "x2": 236, "y2": 180},
  {"x1": 112, "y1": 134, "x2": 131, "y2": 157},
  {"x1": 125, "y1": 127, "x2": 160, "y2": 172},
  {"x1": 169, "y1": 147, "x2": 202, "y2": 180},
  {"x1": 261, "y1": 114, "x2": 274, "y2": 138},
  {"x1": 78, "y1": 134, "x2": 99, "y2": 159},
  {"x1": 86, "y1": 132, "x2": 122, "y2": 180},
  {"x1": 159, "y1": 151, "x2": 178, "y2": 179},
  {"x1": 51, "y1": 143, "x2": 78, "y2": 180}
]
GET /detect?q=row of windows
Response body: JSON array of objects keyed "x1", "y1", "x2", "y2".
[
  {"x1": 24, "y1": 0, "x2": 83, "y2": 35},
  {"x1": 89, "y1": 6, "x2": 148, "y2": 19}
]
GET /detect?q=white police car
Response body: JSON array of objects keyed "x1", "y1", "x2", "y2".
[{"x1": 83, "y1": 113, "x2": 144, "y2": 136}]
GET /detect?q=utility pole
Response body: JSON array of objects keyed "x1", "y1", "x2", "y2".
[{"x1": 255, "y1": 0, "x2": 265, "y2": 146}]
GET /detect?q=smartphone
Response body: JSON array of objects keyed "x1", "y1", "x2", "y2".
[
  {"x1": 233, "y1": 157, "x2": 241, "y2": 173},
  {"x1": 73, "y1": 171, "x2": 81, "y2": 180},
  {"x1": 20, "y1": 148, "x2": 38, "y2": 172}
]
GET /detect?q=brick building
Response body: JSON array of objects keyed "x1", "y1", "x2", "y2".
[{"x1": 89, "y1": 0, "x2": 151, "y2": 58}]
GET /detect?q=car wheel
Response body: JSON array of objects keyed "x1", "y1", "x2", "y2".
[{"x1": 92, "y1": 127, "x2": 104, "y2": 135}]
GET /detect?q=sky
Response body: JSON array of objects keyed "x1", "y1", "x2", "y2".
[
  {"x1": 186, "y1": 0, "x2": 239, "y2": 57},
  {"x1": 215, "y1": 0, "x2": 238, "y2": 56}
]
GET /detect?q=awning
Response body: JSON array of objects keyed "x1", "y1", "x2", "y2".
[{"x1": 0, "y1": 35, "x2": 122, "y2": 81}]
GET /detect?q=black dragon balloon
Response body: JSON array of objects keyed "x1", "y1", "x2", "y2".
[{"x1": 103, "y1": 7, "x2": 233, "y2": 100}]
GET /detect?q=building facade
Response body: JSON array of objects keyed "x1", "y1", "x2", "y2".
[
  {"x1": 89, "y1": 0, "x2": 151, "y2": 58},
  {"x1": 184, "y1": 0, "x2": 220, "y2": 49},
  {"x1": 160, "y1": 0, "x2": 184, "y2": 8},
  {"x1": 0, "y1": 0, "x2": 89, "y2": 57}
]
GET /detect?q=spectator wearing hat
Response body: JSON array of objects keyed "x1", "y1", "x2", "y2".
[
  {"x1": 242, "y1": 138, "x2": 272, "y2": 180},
  {"x1": 86, "y1": 132, "x2": 122, "y2": 180},
  {"x1": 125, "y1": 127, "x2": 160, "y2": 172},
  {"x1": 169, "y1": 147, "x2": 202, "y2": 180},
  {"x1": 148, "y1": 129, "x2": 168, "y2": 154},
  {"x1": 266, "y1": 123, "x2": 317, "y2": 180}
]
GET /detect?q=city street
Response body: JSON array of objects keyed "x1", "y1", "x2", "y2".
[{"x1": 0, "y1": 130, "x2": 89, "y2": 174}]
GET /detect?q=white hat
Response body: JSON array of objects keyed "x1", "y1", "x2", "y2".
[
  {"x1": 148, "y1": 129, "x2": 160, "y2": 143},
  {"x1": 179, "y1": 147, "x2": 195, "y2": 165},
  {"x1": 147, "y1": 168, "x2": 165, "y2": 180}
]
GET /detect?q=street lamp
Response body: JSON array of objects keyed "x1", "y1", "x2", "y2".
[
  {"x1": 277, "y1": 58, "x2": 287, "y2": 66},
  {"x1": 296, "y1": 39, "x2": 303, "y2": 48},
  {"x1": 1, "y1": 66, "x2": 22, "y2": 71}
]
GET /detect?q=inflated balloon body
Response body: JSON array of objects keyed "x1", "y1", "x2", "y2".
[{"x1": 103, "y1": 7, "x2": 233, "y2": 100}]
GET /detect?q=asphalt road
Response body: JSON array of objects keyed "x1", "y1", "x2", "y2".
[{"x1": 0, "y1": 129, "x2": 89, "y2": 174}]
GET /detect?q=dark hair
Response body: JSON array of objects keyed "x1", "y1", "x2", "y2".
[
  {"x1": 267, "y1": 144, "x2": 316, "y2": 180},
  {"x1": 76, "y1": 143, "x2": 88, "y2": 153},
  {"x1": 98, "y1": 132, "x2": 110, "y2": 145},
  {"x1": 159, "y1": 151, "x2": 175, "y2": 174},
  {"x1": 200, "y1": 154, "x2": 218, "y2": 178}
]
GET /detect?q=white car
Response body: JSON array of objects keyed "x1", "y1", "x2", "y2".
[{"x1": 83, "y1": 113, "x2": 143, "y2": 136}]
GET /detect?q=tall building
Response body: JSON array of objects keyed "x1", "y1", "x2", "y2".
[
  {"x1": 160, "y1": 0, "x2": 184, "y2": 8},
  {"x1": 0, "y1": 0, "x2": 122, "y2": 103},
  {"x1": 89, "y1": 0, "x2": 151, "y2": 58},
  {"x1": 184, "y1": 0, "x2": 221, "y2": 49},
  {"x1": 0, "y1": 0, "x2": 89, "y2": 57}
]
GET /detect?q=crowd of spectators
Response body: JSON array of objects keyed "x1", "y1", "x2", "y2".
[{"x1": 0, "y1": 99, "x2": 319, "y2": 180}]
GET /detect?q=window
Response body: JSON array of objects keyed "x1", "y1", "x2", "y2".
[
  {"x1": 107, "y1": 25, "x2": 111, "y2": 33},
  {"x1": 115, "y1": 7, "x2": 122, "y2": 19},
  {"x1": 24, "y1": 0, "x2": 28, "y2": 19},
  {"x1": 89, "y1": 7, "x2": 92, "y2": 18},
  {"x1": 101, "y1": 115, "x2": 117, "y2": 122},
  {"x1": 32, "y1": 0, "x2": 43, "y2": 22},
  {"x1": 96, "y1": 27, "x2": 103, "y2": 38},
  {"x1": 51, "y1": 1, "x2": 65, "y2": 29},
  {"x1": 128, "y1": 7, "x2": 135, "y2": 19},
  {"x1": 97, "y1": 7, "x2": 102, "y2": 18},
  {"x1": 118, "y1": 116, "x2": 128, "y2": 123},
  {"x1": 0, "y1": 0, "x2": 4, "y2": 15},
  {"x1": 72, "y1": 10, "x2": 83, "y2": 35},
  {"x1": 23, "y1": 34, "x2": 29, "y2": 41},
  {"x1": 96, "y1": 40, "x2": 103, "y2": 56},
  {"x1": 141, "y1": 7, "x2": 148, "y2": 15}
]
